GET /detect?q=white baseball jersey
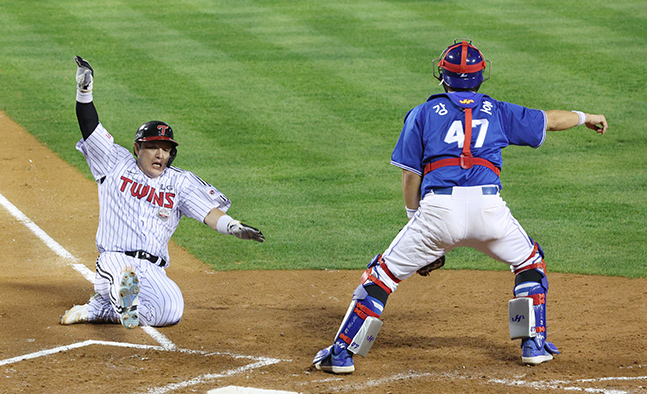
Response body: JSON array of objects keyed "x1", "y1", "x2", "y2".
[
  {"x1": 76, "y1": 123, "x2": 231, "y2": 264},
  {"x1": 76, "y1": 122, "x2": 231, "y2": 326}
]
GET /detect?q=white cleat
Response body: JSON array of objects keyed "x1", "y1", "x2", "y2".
[
  {"x1": 60, "y1": 304, "x2": 89, "y2": 325},
  {"x1": 118, "y1": 271, "x2": 140, "y2": 329}
]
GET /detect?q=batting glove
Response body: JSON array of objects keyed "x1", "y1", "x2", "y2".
[
  {"x1": 227, "y1": 220, "x2": 265, "y2": 243},
  {"x1": 74, "y1": 56, "x2": 94, "y2": 93}
]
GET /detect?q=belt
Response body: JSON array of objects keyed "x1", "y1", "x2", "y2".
[
  {"x1": 125, "y1": 250, "x2": 167, "y2": 267},
  {"x1": 432, "y1": 186, "x2": 499, "y2": 195}
]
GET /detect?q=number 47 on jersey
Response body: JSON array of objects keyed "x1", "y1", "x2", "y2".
[{"x1": 444, "y1": 119, "x2": 490, "y2": 148}]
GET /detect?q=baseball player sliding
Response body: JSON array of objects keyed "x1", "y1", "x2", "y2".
[
  {"x1": 313, "y1": 40, "x2": 608, "y2": 373},
  {"x1": 61, "y1": 56, "x2": 264, "y2": 329}
]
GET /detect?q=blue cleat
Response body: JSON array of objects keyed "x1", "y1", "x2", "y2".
[
  {"x1": 521, "y1": 338, "x2": 560, "y2": 365},
  {"x1": 312, "y1": 345, "x2": 355, "y2": 374}
]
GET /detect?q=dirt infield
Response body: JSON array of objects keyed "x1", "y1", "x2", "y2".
[{"x1": 1, "y1": 112, "x2": 645, "y2": 394}]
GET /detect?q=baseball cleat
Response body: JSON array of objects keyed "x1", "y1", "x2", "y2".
[
  {"x1": 521, "y1": 339, "x2": 560, "y2": 365},
  {"x1": 118, "y1": 271, "x2": 140, "y2": 329},
  {"x1": 60, "y1": 304, "x2": 89, "y2": 325},
  {"x1": 312, "y1": 345, "x2": 355, "y2": 374}
]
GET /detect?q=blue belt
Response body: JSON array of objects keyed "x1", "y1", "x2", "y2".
[{"x1": 432, "y1": 186, "x2": 499, "y2": 195}]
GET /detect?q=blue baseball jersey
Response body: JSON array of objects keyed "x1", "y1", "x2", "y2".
[{"x1": 391, "y1": 92, "x2": 547, "y2": 197}]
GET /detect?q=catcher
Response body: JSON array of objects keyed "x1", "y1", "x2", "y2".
[{"x1": 313, "y1": 40, "x2": 607, "y2": 373}]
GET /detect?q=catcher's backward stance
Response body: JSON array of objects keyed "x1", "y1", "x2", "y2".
[
  {"x1": 313, "y1": 40, "x2": 608, "y2": 374},
  {"x1": 61, "y1": 56, "x2": 264, "y2": 329}
]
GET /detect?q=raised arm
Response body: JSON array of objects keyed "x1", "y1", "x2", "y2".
[{"x1": 74, "y1": 56, "x2": 99, "y2": 140}]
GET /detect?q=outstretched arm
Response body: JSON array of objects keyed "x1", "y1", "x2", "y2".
[
  {"x1": 546, "y1": 110, "x2": 608, "y2": 134},
  {"x1": 204, "y1": 208, "x2": 265, "y2": 243},
  {"x1": 74, "y1": 56, "x2": 99, "y2": 140}
]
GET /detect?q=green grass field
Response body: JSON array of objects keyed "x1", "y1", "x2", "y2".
[{"x1": 0, "y1": 0, "x2": 645, "y2": 277}]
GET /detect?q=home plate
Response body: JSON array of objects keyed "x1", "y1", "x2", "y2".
[{"x1": 208, "y1": 387, "x2": 299, "y2": 394}]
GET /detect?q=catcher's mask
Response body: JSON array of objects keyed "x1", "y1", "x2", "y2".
[
  {"x1": 433, "y1": 39, "x2": 491, "y2": 90},
  {"x1": 135, "y1": 120, "x2": 178, "y2": 167}
]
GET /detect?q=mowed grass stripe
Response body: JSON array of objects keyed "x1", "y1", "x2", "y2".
[{"x1": 0, "y1": 0, "x2": 643, "y2": 275}]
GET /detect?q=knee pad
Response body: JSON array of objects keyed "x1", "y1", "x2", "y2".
[{"x1": 360, "y1": 254, "x2": 400, "y2": 294}]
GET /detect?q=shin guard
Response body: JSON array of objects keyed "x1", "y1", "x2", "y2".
[
  {"x1": 509, "y1": 242, "x2": 559, "y2": 359},
  {"x1": 331, "y1": 255, "x2": 393, "y2": 357},
  {"x1": 332, "y1": 284, "x2": 386, "y2": 357}
]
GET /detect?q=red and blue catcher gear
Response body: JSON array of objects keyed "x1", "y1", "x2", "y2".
[
  {"x1": 334, "y1": 254, "x2": 392, "y2": 354},
  {"x1": 391, "y1": 92, "x2": 547, "y2": 195},
  {"x1": 512, "y1": 240, "x2": 560, "y2": 363},
  {"x1": 313, "y1": 255, "x2": 393, "y2": 373},
  {"x1": 433, "y1": 40, "x2": 490, "y2": 90},
  {"x1": 135, "y1": 121, "x2": 179, "y2": 167}
]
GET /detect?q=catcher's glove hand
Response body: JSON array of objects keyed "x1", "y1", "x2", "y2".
[
  {"x1": 417, "y1": 255, "x2": 445, "y2": 276},
  {"x1": 227, "y1": 220, "x2": 265, "y2": 243},
  {"x1": 74, "y1": 56, "x2": 94, "y2": 93}
]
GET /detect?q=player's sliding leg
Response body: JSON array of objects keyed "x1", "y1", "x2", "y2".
[
  {"x1": 313, "y1": 254, "x2": 397, "y2": 374},
  {"x1": 508, "y1": 242, "x2": 559, "y2": 365},
  {"x1": 117, "y1": 271, "x2": 140, "y2": 329}
]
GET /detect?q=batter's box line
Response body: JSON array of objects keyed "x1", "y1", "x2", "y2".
[
  {"x1": 0, "y1": 339, "x2": 286, "y2": 367},
  {"x1": 489, "y1": 376, "x2": 647, "y2": 394},
  {"x1": 142, "y1": 358, "x2": 285, "y2": 394}
]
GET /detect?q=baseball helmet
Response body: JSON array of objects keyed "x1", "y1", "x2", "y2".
[
  {"x1": 433, "y1": 40, "x2": 491, "y2": 90},
  {"x1": 135, "y1": 121, "x2": 178, "y2": 167}
]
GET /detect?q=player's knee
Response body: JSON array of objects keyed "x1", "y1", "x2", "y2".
[
  {"x1": 360, "y1": 254, "x2": 400, "y2": 294},
  {"x1": 141, "y1": 302, "x2": 184, "y2": 327},
  {"x1": 512, "y1": 241, "x2": 549, "y2": 291}
]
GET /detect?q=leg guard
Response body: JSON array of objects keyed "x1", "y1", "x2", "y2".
[
  {"x1": 313, "y1": 255, "x2": 393, "y2": 373},
  {"x1": 509, "y1": 242, "x2": 559, "y2": 365}
]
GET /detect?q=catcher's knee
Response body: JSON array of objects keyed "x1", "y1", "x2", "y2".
[{"x1": 360, "y1": 254, "x2": 400, "y2": 294}]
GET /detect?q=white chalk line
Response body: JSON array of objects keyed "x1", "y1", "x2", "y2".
[
  {"x1": 0, "y1": 191, "x2": 175, "y2": 349},
  {"x1": 0, "y1": 191, "x2": 289, "y2": 391},
  {"x1": 5, "y1": 191, "x2": 642, "y2": 393},
  {"x1": 488, "y1": 376, "x2": 647, "y2": 394},
  {"x1": 142, "y1": 358, "x2": 284, "y2": 394},
  {"x1": 0, "y1": 193, "x2": 77, "y2": 261},
  {"x1": 318, "y1": 368, "x2": 646, "y2": 394}
]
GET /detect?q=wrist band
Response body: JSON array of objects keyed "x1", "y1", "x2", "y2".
[
  {"x1": 572, "y1": 111, "x2": 586, "y2": 126},
  {"x1": 76, "y1": 90, "x2": 93, "y2": 103},
  {"x1": 216, "y1": 214, "x2": 234, "y2": 235}
]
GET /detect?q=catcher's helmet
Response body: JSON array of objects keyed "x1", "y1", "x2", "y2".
[
  {"x1": 433, "y1": 40, "x2": 491, "y2": 90},
  {"x1": 135, "y1": 121, "x2": 178, "y2": 167}
]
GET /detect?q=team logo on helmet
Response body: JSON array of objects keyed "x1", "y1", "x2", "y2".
[{"x1": 157, "y1": 124, "x2": 169, "y2": 136}]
